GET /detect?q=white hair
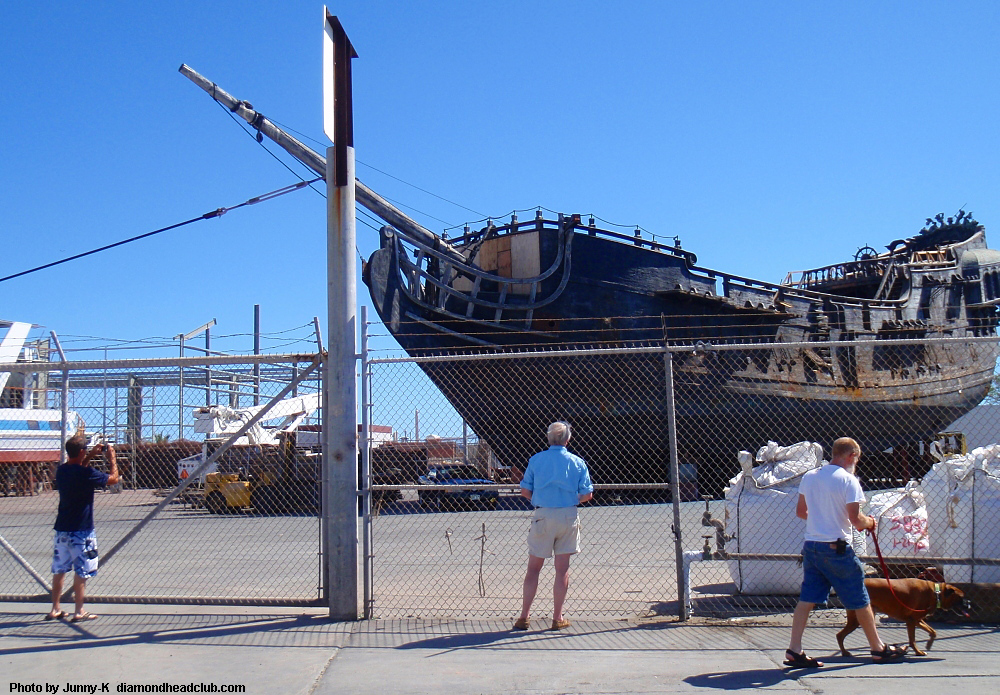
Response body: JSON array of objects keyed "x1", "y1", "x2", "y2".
[{"x1": 547, "y1": 421, "x2": 572, "y2": 446}]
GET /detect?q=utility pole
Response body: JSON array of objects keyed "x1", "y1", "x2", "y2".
[{"x1": 322, "y1": 8, "x2": 359, "y2": 621}]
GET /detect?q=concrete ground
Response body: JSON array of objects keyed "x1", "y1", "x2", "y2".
[{"x1": 2, "y1": 603, "x2": 998, "y2": 694}]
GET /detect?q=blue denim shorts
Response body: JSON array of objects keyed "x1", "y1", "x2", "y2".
[{"x1": 799, "y1": 541, "x2": 869, "y2": 610}]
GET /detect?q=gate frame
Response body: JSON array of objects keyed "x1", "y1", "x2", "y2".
[{"x1": 0, "y1": 352, "x2": 326, "y2": 607}]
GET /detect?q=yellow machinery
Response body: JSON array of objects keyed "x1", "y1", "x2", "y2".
[
  {"x1": 202, "y1": 470, "x2": 275, "y2": 514},
  {"x1": 200, "y1": 434, "x2": 316, "y2": 514}
]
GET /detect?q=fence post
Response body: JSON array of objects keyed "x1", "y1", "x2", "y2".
[
  {"x1": 177, "y1": 336, "x2": 184, "y2": 442},
  {"x1": 361, "y1": 306, "x2": 373, "y2": 619},
  {"x1": 664, "y1": 347, "x2": 688, "y2": 620},
  {"x1": 50, "y1": 332, "x2": 68, "y2": 466},
  {"x1": 253, "y1": 304, "x2": 261, "y2": 406}
]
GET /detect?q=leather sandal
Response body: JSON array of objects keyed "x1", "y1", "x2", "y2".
[
  {"x1": 783, "y1": 649, "x2": 823, "y2": 668},
  {"x1": 871, "y1": 644, "x2": 907, "y2": 663},
  {"x1": 512, "y1": 617, "x2": 530, "y2": 630},
  {"x1": 551, "y1": 618, "x2": 571, "y2": 630}
]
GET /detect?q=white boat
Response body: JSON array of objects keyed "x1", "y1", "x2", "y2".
[{"x1": 1, "y1": 321, "x2": 82, "y2": 494}]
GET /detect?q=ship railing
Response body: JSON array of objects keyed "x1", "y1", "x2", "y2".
[
  {"x1": 454, "y1": 212, "x2": 698, "y2": 265},
  {"x1": 911, "y1": 248, "x2": 952, "y2": 266},
  {"x1": 699, "y1": 257, "x2": 924, "y2": 309},
  {"x1": 391, "y1": 214, "x2": 576, "y2": 335},
  {"x1": 396, "y1": 210, "x2": 922, "y2": 345},
  {"x1": 453, "y1": 214, "x2": 844, "y2": 312},
  {"x1": 781, "y1": 257, "x2": 889, "y2": 290}
]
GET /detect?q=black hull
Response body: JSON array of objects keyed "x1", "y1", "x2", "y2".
[
  {"x1": 417, "y1": 350, "x2": 991, "y2": 496},
  {"x1": 364, "y1": 215, "x2": 1000, "y2": 496}
]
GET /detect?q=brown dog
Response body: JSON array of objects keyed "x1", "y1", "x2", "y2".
[{"x1": 837, "y1": 578, "x2": 966, "y2": 656}]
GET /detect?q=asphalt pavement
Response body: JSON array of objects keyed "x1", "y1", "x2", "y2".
[{"x1": 2, "y1": 602, "x2": 998, "y2": 694}]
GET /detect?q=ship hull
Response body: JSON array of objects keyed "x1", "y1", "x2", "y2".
[
  {"x1": 365, "y1": 218, "x2": 1000, "y2": 495},
  {"x1": 414, "y1": 350, "x2": 991, "y2": 496}
]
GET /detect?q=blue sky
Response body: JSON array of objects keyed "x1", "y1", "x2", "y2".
[{"x1": 3, "y1": 1, "x2": 1000, "y2": 358}]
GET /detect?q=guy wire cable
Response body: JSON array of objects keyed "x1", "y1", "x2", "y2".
[{"x1": 0, "y1": 177, "x2": 321, "y2": 284}]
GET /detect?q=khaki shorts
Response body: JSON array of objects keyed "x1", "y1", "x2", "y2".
[{"x1": 527, "y1": 507, "x2": 581, "y2": 558}]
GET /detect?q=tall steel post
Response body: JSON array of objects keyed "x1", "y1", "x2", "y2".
[
  {"x1": 323, "y1": 9, "x2": 360, "y2": 621},
  {"x1": 360, "y1": 306, "x2": 372, "y2": 618},
  {"x1": 463, "y1": 421, "x2": 469, "y2": 467},
  {"x1": 177, "y1": 336, "x2": 184, "y2": 442},
  {"x1": 253, "y1": 304, "x2": 261, "y2": 406},
  {"x1": 205, "y1": 327, "x2": 212, "y2": 406},
  {"x1": 50, "y1": 332, "x2": 68, "y2": 466},
  {"x1": 176, "y1": 319, "x2": 216, "y2": 442},
  {"x1": 664, "y1": 347, "x2": 688, "y2": 620}
]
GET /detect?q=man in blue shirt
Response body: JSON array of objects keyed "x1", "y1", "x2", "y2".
[
  {"x1": 47, "y1": 434, "x2": 118, "y2": 622},
  {"x1": 513, "y1": 421, "x2": 593, "y2": 631}
]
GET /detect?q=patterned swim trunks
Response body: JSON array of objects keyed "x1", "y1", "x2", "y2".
[{"x1": 51, "y1": 530, "x2": 99, "y2": 579}]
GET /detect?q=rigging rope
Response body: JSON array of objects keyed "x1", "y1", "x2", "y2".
[{"x1": 0, "y1": 177, "x2": 321, "y2": 284}]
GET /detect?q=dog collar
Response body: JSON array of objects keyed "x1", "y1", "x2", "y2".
[{"x1": 934, "y1": 582, "x2": 942, "y2": 610}]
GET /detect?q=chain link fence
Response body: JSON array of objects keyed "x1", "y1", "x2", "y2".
[
  {"x1": 0, "y1": 353, "x2": 324, "y2": 605},
  {"x1": 365, "y1": 335, "x2": 1000, "y2": 623},
  {"x1": 4, "y1": 332, "x2": 999, "y2": 623}
]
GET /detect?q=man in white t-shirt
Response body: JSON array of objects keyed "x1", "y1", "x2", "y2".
[{"x1": 784, "y1": 437, "x2": 907, "y2": 667}]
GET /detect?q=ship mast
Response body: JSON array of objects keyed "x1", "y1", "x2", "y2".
[{"x1": 179, "y1": 64, "x2": 468, "y2": 266}]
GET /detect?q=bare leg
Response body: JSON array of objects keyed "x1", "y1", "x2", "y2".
[
  {"x1": 553, "y1": 554, "x2": 571, "y2": 621},
  {"x1": 854, "y1": 605, "x2": 884, "y2": 651},
  {"x1": 519, "y1": 555, "x2": 545, "y2": 621},
  {"x1": 72, "y1": 575, "x2": 87, "y2": 618},
  {"x1": 49, "y1": 573, "x2": 65, "y2": 618},
  {"x1": 788, "y1": 601, "x2": 815, "y2": 654}
]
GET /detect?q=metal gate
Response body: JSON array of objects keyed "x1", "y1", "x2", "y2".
[{"x1": 0, "y1": 353, "x2": 324, "y2": 606}]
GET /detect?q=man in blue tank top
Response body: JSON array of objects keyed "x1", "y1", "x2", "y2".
[
  {"x1": 47, "y1": 434, "x2": 118, "y2": 622},
  {"x1": 513, "y1": 421, "x2": 593, "y2": 631}
]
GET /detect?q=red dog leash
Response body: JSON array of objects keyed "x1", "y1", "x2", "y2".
[{"x1": 866, "y1": 525, "x2": 931, "y2": 614}]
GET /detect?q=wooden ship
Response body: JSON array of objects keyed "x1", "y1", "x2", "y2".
[{"x1": 182, "y1": 66, "x2": 1000, "y2": 496}]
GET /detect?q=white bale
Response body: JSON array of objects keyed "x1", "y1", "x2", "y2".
[
  {"x1": 867, "y1": 481, "x2": 929, "y2": 560},
  {"x1": 922, "y1": 444, "x2": 1000, "y2": 583},
  {"x1": 725, "y1": 441, "x2": 823, "y2": 595}
]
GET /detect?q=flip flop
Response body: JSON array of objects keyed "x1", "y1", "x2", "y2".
[
  {"x1": 44, "y1": 611, "x2": 66, "y2": 621},
  {"x1": 70, "y1": 612, "x2": 98, "y2": 623}
]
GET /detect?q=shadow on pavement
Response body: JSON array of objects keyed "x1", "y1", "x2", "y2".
[
  {"x1": 685, "y1": 658, "x2": 865, "y2": 690},
  {"x1": 395, "y1": 628, "x2": 523, "y2": 651},
  {"x1": 0, "y1": 611, "x2": 346, "y2": 656}
]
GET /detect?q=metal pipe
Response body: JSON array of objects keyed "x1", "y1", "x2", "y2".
[
  {"x1": 0, "y1": 594, "x2": 325, "y2": 607},
  {"x1": 313, "y1": 316, "x2": 324, "y2": 353},
  {"x1": 463, "y1": 421, "x2": 469, "y2": 468},
  {"x1": 361, "y1": 305, "x2": 372, "y2": 619},
  {"x1": 355, "y1": 334, "x2": 1000, "y2": 366},
  {"x1": 205, "y1": 326, "x2": 212, "y2": 407},
  {"x1": 254, "y1": 304, "x2": 261, "y2": 406},
  {"x1": 177, "y1": 336, "x2": 184, "y2": 441},
  {"x1": 664, "y1": 348, "x2": 688, "y2": 621},
  {"x1": 50, "y1": 331, "x2": 68, "y2": 466}
]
